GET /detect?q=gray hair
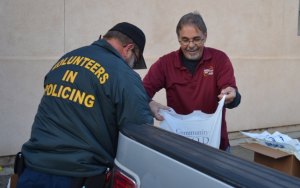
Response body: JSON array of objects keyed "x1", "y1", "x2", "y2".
[
  {"x1": 103, "y1": 30, "x2": 134, "y2": 46},
  {"x1": 176, "y1": 11, "x2": 207, "y2": 36}
]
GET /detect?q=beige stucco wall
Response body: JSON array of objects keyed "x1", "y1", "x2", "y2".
[{"x1": 0, "y1": 0, "x2": 299, "y2": 155}]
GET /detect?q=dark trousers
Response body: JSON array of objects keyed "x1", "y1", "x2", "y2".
[{"x1": 16, "y1": 167, "x2": 107, "y2": 188}]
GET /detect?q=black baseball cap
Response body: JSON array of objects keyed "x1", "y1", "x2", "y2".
[{"x1": 109, "y1": 22, "x2": 147, "y2": 69}]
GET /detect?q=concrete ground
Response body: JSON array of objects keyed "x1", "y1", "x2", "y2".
[
  {"x1": 0, "y1": 156, "x2": 14, "y2": 188},
  {"x1": 231, "y1": 145, "x2": 254, "y2": 161}
]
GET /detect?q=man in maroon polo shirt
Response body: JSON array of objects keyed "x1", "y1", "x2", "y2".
[{"x1": 143, "y1": 11, "x2": 241, "y2": 151}]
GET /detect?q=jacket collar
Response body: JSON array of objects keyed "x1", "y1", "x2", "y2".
[{"x1": 92, "y1": 39, "x2": 123, "y2": 59}]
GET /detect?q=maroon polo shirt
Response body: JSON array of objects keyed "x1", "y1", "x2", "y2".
[{"x1": 143, "y1": 47, "x2": 237, "y2": 150}]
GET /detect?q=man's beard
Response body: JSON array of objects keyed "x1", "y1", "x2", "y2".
[
  {"x1": 183, "y1": 47, "x2": 202, "y2": 60},
  {"x1": 127, "y1": 55, "x2": 135, "y2": 68}
]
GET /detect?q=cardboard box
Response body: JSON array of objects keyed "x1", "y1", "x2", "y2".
[{"x1": 241, "y1": 143, "x2": 300, "y2": 178}]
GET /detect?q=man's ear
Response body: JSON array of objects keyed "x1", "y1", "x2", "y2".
[
  {"x1": 122, "y1": 44, "x2": 134, "y2": 58},
  {"x1": 124, "y1": 43, "x2": 135, "y2": 51}
]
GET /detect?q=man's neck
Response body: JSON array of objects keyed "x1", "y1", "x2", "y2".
[
  {"x1": 181, "y1": 54, "x2": 202, "y2": 75},
  {"x1": 105, "y1": 38, "x2": 123, "y2": 55}
]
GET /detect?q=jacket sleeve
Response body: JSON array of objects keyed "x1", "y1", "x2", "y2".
[
  {"x1": 114, "y1": 70, "x2": 154, "y2": 127},
  {"x1": 224, "y1": 90, "x2": 241, "y2": 109}
]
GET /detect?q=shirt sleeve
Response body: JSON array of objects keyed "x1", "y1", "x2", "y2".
[
  {"x1": 216, "y1": 53, "x2": 238, "y2": 92},
  {"x1": 142, "y1": 58, "x2": 166, "y2": 99},
  {"x1": 215, "y1": 52, "x2": 241, "y2": 109}
]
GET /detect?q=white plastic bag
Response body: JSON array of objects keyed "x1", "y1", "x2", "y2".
[
  {"x1": 159, "y1": 96, "x2": 225, "y2": 148},
  {"x1": 241, "y1": 131, "x2": 300, "y2": 160}
]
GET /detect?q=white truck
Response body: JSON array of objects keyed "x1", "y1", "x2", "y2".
[{"x1": 110, "y1": 123, "x2": 300, "y2": 188}]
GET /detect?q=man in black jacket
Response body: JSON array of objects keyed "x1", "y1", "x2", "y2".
[{"x1": 17, "y1": 22, "x2": 153, "y2": 188}]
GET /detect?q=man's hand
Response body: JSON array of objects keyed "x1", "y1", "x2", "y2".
[
  {"x1": 149, "y1": 100, "x2": 169, "y2": 121},
  {"x1": 218, "y1": 87, "x2": 236, "y2": 104}
]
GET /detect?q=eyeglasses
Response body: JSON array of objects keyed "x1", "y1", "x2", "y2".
[{"x1": 178, "y1": 36, "x2": 205, "y2": 46}]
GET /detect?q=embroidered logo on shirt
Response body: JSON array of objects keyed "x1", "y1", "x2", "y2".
[{"x1": 203, "y1": 66, "x2": 214, "y2": 76}]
